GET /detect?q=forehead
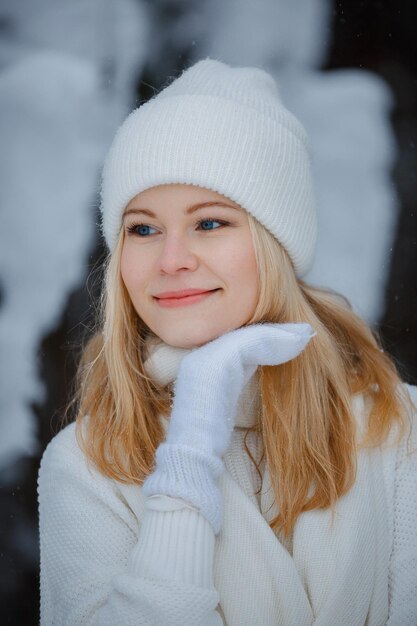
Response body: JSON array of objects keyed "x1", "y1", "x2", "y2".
[{"x1": 126, "y1": 183, "x2": 243, "y2": 210}]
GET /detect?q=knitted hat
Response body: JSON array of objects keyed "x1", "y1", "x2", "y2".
[{"x1": 100, "y1": 57, "x2": 317, "y2": 277}]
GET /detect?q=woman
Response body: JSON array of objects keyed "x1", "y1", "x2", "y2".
[{"x1": 38, "y1": 58, "x2": 417, "y2": 625}]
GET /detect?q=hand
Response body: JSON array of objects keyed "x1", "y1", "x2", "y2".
[{"x1": 142, "y1": 322, "x2": 315, "y2": 533}]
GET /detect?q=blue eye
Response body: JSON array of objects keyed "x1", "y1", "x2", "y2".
[
  {"x1": 197, "y1": 218, "x2": 226, "y2": 230},
  {"x1": 127, "y1": 223, "x2": 159, "y2": 237}
]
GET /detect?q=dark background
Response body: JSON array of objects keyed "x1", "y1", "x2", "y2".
[
  {"x1": 1, "y1": 1, "x2": 416, "y2": 623},
  {"x1": 326, "y1": 0, "x2": 417, "y2": 383}
]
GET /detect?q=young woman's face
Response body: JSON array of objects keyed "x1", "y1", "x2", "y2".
[{"x1": 120, "y1": 183, "x2": 260, "y2": 348}]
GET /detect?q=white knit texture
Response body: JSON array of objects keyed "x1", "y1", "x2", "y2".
[
  {"x1": 129, "y1": 503, "x2": 215, "y2": 588},
  {"x1": 141, "y1": 323, "x2": 315, "y2": 534},
  {"x1": 37, "y1": 332, "x2": 417, "y2": 626},
  {"x1": 37, "y1": 391, "x2": 417, "y2": 625},
  {"x1": 38, "y1": 426, "x2": 222, "y2": 626},
  {"x1": 100, "y1": 58, "x2": 317, "y2": 277},
  {"x1": 386, "y1": 383, "x2": 417, "y2": 624}
]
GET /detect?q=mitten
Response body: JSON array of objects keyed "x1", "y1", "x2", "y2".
[{"x1": 142, "y1": 322, "x2": 315, "y2": 534}]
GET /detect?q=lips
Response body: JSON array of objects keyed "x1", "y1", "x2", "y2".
[
  {"x1": 153, "y1": 288, "x2": 221, "y2": 308},
  {"x1": 154, "y1": 288, "x2": 219, "y2": 300}
]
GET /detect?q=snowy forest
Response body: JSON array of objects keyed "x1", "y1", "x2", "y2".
[{"x1": 1, "y1": 0, "x2": 416, "y2": 623}]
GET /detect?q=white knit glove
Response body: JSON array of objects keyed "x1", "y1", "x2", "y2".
[{"x1": 142, "y1": 323, "x2": 315, "y2": 534}]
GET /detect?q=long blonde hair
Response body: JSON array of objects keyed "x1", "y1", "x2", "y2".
[{"x1": 68, "y1": 214, "x2": 415, "y2": 537}]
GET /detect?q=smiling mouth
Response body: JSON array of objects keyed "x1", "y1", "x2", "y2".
[{"x1": 154, "y1": 289, "x2": 221, "y2": 308}]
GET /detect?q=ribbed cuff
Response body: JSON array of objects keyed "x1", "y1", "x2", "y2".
[
  {"x1": 146, "y1": 494, "x2": 200, "y2": 513},
  {"x1": 128, "y1": 504, "x2": 216, "y2": 588},
  {"x1": 141, "y1": 443, "x2": 224, "y2": 534}
]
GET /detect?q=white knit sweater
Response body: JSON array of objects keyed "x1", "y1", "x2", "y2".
[{"x1": 37, "y1": 341, "x2": 417, "y2": 625}]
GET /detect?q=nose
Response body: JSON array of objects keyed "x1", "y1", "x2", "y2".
[{"x1": 157, "y1": 232, "x2": 199, "y2": 275}]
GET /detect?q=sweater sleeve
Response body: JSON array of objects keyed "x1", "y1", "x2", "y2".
[
  {"x1": 38, "y1": 425, "x2": 224, "y2": 626},
  {"x1": 129, "y1": 495, "x2": 216, "y2": 588},
  {"x1": 387, "y1": 384, "x2": 417, "y2": 625}
]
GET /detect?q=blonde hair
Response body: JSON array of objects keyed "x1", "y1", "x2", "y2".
[{"x1": 67, "y1": 215, "x2": 415, "y2": 537}]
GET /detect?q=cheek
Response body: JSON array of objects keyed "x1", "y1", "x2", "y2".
[
  {"x1": 120, "y1": 246, "x2": 148, "y2": 295},
  {"x1": 120, "y1": 249, "x2": 133, "y2": 291},
  {"x1": 222, "y1": 240, "x2": 259, "y2": 294}
]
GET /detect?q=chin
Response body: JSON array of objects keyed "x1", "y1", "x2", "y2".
[{"x1": 159, "y1": 326, "x2": 225, "y2": 350}]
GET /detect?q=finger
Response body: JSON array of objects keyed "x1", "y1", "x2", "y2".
[{"x1": 240, "y1": 325, "x2": 315, "y2": 367}]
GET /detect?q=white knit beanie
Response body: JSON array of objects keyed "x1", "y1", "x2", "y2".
[{"x1": 100, "y1": 57, "x2": 317, "y2": 277}]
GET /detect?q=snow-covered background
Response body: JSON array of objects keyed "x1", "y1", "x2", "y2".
[
  {"x1": 1, "y1": 0, "x2": 416, "y2": 621},
  {"x1": 0, "y1": 0, "x2": 399, "y2": 472}
]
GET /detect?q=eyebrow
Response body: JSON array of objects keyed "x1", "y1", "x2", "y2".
[{"x1": 123, "y1": 201, "x2": 242, "y2": 219}]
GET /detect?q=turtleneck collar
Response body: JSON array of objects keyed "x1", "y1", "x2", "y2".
[{"x1": 143, "y1": 335, "x2": 260, "y2": 428}]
